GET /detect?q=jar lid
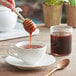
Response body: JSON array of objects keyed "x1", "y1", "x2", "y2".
[{"x1": 0, "y1": 5, "x2": 11, "y2": 11}]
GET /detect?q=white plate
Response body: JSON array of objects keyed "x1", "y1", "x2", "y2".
[{"x1": 5, "y1": 54, "x2": 56, "y2": 70}]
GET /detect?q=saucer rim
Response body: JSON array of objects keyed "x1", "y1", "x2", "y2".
[{"x1": 5, "y1": 54, "x2": 56, "y2": 69}]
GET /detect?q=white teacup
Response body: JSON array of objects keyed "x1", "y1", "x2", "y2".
[{"x1": 8, "y1": 41, "x2": 47, "y2": 65}]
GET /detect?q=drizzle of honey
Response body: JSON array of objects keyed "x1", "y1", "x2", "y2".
[{"x1": 29, "y1": 33, "x2": 32, "y2": 48}]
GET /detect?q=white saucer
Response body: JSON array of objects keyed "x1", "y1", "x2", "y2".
[{"x1": 5, "y1": 54, "x2": 56, "y2": 70}]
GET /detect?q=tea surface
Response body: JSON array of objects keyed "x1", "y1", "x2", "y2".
[{"x1": 20, "y1": 45, "x2": 42, "y2": 49}]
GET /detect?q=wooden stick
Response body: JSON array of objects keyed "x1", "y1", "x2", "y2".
[{"x1": 13, "y1": 8, "x2": 25, "y2": 21}]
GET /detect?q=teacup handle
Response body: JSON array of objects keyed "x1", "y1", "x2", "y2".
[{"x1": 8, "y1": 46, "x2": 18, "y2": 58}]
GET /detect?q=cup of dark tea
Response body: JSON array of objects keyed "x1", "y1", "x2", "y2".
[
  {"x1": 8, "y1": 41, "x2": 47, "y2": 65},
  {"x1": 50, "y1": 25, "x2": 73, "y2": 56}
]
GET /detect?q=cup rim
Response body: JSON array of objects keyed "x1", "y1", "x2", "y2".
[{"x1": 16, "y1": 41, "x2": 47, "y2": 50}]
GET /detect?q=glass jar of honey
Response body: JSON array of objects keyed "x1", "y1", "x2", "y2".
[{"x1": 50, "y1": 25, "x2": 73, "y2": 56}]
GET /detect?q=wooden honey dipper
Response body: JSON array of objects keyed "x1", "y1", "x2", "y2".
[{"x1": 13, "y1": 8, "x2": 36, "y2": 33}]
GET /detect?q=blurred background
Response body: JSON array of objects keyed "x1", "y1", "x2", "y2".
[{"x1": 15, "y1": 0, "x2": 67, "y2": 24}]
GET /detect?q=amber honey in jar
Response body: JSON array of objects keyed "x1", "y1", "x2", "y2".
[{"x1": 50, "y1": 25, "x2": 73, "y2": 56}]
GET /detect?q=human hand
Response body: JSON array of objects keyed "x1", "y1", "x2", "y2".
[{"x1": 0, "y1": 0, "x2": 15, "y2": 11}]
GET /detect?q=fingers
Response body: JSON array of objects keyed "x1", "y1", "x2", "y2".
[
  {"x1": 0, "y1": 0, "x2": 15, "y2": 11},
  {"x1": 7, "y1": 0, "x2": 15, "y2": 8}
]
